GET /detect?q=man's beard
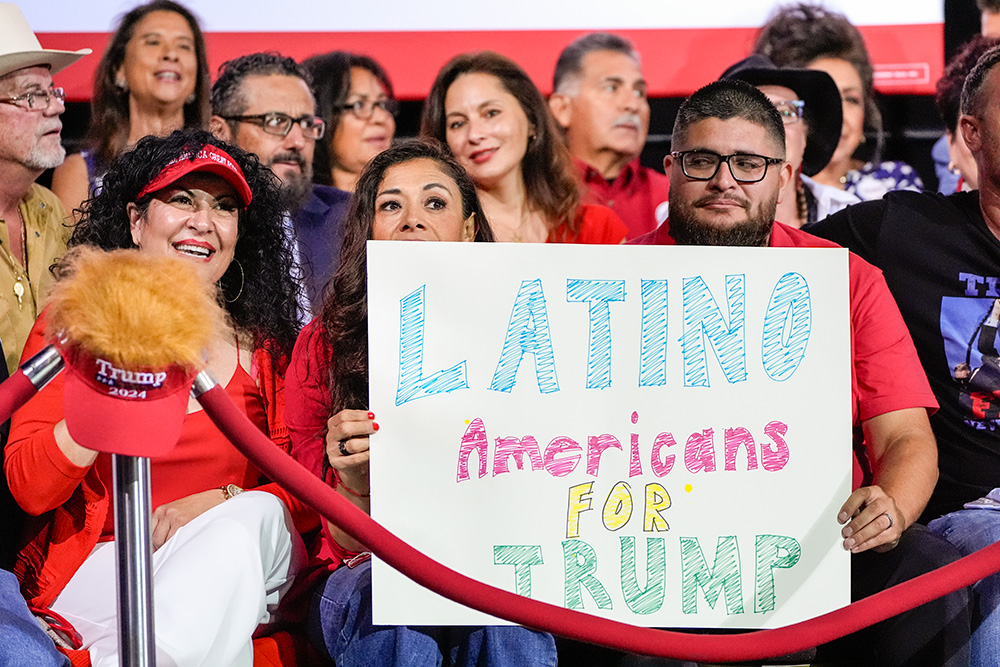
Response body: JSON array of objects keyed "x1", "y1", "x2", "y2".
[
  {"x1": 668, "y1": 191, "x2": 776, "y2": 247},
  {"x1": 271, "y1": 151, "x2": 313, "y2": 212},
  {"x1": 23, "y1": 139, "x2": 65, "y2": 171}
]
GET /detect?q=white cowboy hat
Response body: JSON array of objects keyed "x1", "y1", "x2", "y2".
[{"x1": 0, "y1": 3, "x2": 90, "y2": 78}]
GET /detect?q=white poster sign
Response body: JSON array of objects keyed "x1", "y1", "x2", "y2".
[{"x1": 367, "y1": 242, "x2": 852, "y2": 628}]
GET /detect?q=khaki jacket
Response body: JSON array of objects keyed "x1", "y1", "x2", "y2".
[{"x1": 0, "y1": 184, "x2": 69, "y2": 374}]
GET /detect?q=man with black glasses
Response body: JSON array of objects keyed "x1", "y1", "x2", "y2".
[
  {"x1": 211, "y1": 53, "x2": 349, "y2": 319},
  {"x1": 633, "y1": 78, "x2": 970, "y2": 666}
]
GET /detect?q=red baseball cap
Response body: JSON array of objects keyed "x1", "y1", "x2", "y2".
[
  {"x1": 138, "y1": 144, "x2": 253, "y2": 206},
  {"x1": 60, "y1": 344, "x2": 197, "y2": 457}
]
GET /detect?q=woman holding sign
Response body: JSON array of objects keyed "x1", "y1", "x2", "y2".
[
  {"x1": 421, "y1": 52, "x2": 627, "y2": 245},
  {"x1": 285, "y1": 139, "x2": 557, "y2": 667}
]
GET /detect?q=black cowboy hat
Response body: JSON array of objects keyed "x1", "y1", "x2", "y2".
[{"x1": 720, "y1": 54, "x2": 842, "y2": 176}]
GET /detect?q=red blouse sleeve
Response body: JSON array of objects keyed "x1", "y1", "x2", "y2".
[
  {"x1": 251, "y1": 340, "x2": 320, "y2": 535},
  {"x1": 284, "y1": 318, "x2": 334, "y2": 480},
  {"x1": 5, "y1": 311, "x2": 95, "y2": 516}
]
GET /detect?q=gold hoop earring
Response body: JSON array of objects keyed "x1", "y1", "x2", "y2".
[{"x1": 225, "y1": 259, "x2": 244, "y2": 303}]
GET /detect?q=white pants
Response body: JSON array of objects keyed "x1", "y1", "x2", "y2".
[{"x1": 51, "y1": 491, "x2": 305, "y2": 667}]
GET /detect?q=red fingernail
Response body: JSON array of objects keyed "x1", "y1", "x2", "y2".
[
  {"x1": 373, "y1": 422, "x2": 380, "y2": 431},
  {"x1": 368, "y1": 412, "x2": 375, "y2": 420}
]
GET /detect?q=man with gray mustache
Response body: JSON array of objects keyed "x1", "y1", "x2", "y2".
[
  {"x1": 0, "y1": 6, "x2": 90, "y2": 664},
  {"x1": 211, "y1": 53, "x2": 349, "y2": 321},
  {"x1": 549, "y1": 33, "x2": 670, "y2": 240},
  {"x1": 0, "y1": 4, "x2": 89, "y2": 377}
]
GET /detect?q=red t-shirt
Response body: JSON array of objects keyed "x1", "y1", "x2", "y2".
[
  {"x1": 576, "y1": 157, "x2": 670, "y2": 240},
  {"x1": 632, "y1": 220, "x2": 939, "y2": 489}
]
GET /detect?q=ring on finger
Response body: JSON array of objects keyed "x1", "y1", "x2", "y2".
[
  {"x1": 882, "y1": 511, "x2": 893, "y2": 529},
  {"x1": 339, "y1": 440, "x2": 350, "y2": 457}
]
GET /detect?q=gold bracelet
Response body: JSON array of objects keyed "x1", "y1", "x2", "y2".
[{"x1": 220, "y1": 483, "x2": 244, "y2": 500}]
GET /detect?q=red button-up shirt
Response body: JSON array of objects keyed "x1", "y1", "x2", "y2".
[{"x1": 576, "y1": 157, "x2": 670, "y2": 240}]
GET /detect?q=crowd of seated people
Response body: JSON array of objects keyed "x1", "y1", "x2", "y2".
[{"x1": 4, "y1": 0, "x2": 1000, "y2": 665}]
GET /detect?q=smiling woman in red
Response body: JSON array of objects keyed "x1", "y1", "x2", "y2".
[
  {"x1": 421, "y1": 52, "x2": 627, "y2": 245},
  {"x1": 51, "y1": 1, "x2": 211, "y2": 219},
  {"x1": 6, "y1": 129, "x2": 310, "y2": 667}
]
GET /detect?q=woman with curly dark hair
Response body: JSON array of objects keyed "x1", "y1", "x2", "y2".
[
  {"x1": 51, "y1": 0, "x2": 210, "y2": 218},
  {"x1": 754, "y1": 3, "x2": 923, "y2": 201},
  {"x1": 421, "y1": 52, "x2": 626, "y2": 244},
  {"x1": 6, "y1": 129, "x2": 313, "y2": 666},
  {"x1": 68, "y1": 128, "x2": 300, "y2": 357},
  {"x1": 284, "y1": 139, "x2": 556, "y2": 667}
]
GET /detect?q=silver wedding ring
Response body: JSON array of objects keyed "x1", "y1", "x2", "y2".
[{"x1": 882, "y1": 512, "x2": 893, "y2": 529}]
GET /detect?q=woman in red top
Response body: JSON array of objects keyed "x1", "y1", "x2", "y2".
[
  {"x1": 421, "y1": 52, "x2": 627, "y2": 245},
  {"x1": 6, "y1": 129, "x2": 310, "y2": 667},
  {"x1": 285, "y1": 139, "x2": 556, "y2": 666}
]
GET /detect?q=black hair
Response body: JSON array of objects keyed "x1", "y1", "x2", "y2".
[
  {"x1": 302, "y1": 51, "x2": 395, "y2": 187},
  {"x1": 961, "y1": 43, "x2": 1000, "y2": 117},
  {"x1": 211, "y1": 52, "x2": 313, "y2": 135},
  {"x1": 673, "y1": 79, "x2": 786, "y2": 156}
]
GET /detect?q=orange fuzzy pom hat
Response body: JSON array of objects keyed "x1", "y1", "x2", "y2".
[{"x1": 46, "y1": 247, "x2": 226, "y2": 457}]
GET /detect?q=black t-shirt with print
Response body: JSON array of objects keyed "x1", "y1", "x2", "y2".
[{"x1": 811, "y1": 190, "x2": 1000, "y2": 521}]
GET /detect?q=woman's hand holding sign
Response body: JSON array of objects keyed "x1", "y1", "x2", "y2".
[
  {"x1": 325, "y1": 409, "x2": 377, "y2": 493},
  {"x1": 323, "y1": 409, "x2": 377, "y2": 553}
]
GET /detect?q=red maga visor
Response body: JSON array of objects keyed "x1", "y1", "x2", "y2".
[{"x1": 138, "y1": 144, "x2": 253, "y2": 206}]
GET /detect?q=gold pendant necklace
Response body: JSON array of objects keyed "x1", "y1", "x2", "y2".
[{"x1": 1, "y1": 208, "x2": 28, "y2": 310}]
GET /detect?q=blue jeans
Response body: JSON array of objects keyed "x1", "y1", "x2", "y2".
[
  {"x1": 929, "y1": 509, "x2": 1000, "y2": 667},
  {"x1": 306, "y1": 559, "x2": 557, "y2": 667},
  {"x1": 0, "y1": 568, "x2": 67, "y2": 667}
]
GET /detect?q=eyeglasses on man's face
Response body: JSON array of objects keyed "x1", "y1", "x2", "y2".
[
  {"x1": 671, "y1": 150, "x2": 784, "y2": 183},
  {"x1": 0, "y1": 86, "x2": 65, "y2": 111},
  {"x1": 772, "y1": 99, "x2": 805, "y2": 125},
  {"x1": 341, "y1": 97, "x2": 399, "y2": 120},
  {"x1": 223, "y1": 111, "x2": 326, "y2": 140}
]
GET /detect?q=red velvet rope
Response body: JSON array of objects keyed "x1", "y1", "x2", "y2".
[
  {"x1": 0, "y1": 369, "x2": 42, "y2": 423},
  {"x1": 199, "y1": 382, "x2": 996, "y2": 662}
]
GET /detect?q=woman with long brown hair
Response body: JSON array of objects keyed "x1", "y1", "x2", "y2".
[
  {"x1": 51, "y1": 0, "x2": 210, "y2": 217},
  {"x1": 284, "y1": 139, "x2": 556, "y2": 666},
  {"x1": 422, "y1": 52, "x2": 626, "y2": 244}
]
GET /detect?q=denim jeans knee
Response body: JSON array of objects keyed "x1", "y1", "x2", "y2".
[{"x1": 929, "y1": 508, "x2": 1000, "y2": 667}]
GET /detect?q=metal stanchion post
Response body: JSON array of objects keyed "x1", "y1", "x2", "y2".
[{"x1": 113, "y1": 454, "x2": 156, "y2": 667}]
